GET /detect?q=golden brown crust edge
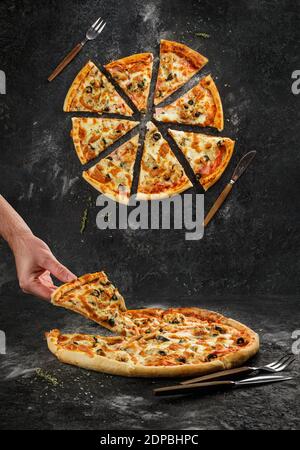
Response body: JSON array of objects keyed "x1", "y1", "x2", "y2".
[
  {"x1": 63, "y1": 61, "x2": 95, "y2": 112},
  {"x1": 203, "y1": 75, "x2": 224, "y2": 131},
  {"x1": 136, "y1": 179, "x2": 193, "y2": 201},
  {"x1": 71, "y1": 118, "x2": 87, "y2": 165},
  {"x1": 161, "y1": 40, "x2": 208, "y2": 72},
  {"x1": 105, "y1": 53, "x2": 154, "y2": 70},
  {"x1": 201, "y1": 139, "x2": 235, "y2": 191}
]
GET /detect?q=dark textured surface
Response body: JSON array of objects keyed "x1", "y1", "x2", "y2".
[{"x1": 0, "y1": 0, "x2": 299, "y2": 430}]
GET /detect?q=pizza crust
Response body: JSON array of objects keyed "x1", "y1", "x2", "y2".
[
  {"x1": 82, "y1": 172, "x2": 130, "y2": 205},
  {"x1": 201, "y1": 139, "x2": 235, "y2": 190},
  {"x1": 136, "y1": 180, "x2": 192, "y2": 201},
  {"x1": 203, "y1": 75, "x2": 224, "y2": 131},
  {"x1": 64, "y1": 61, "x2": 95, "y2": 112}
]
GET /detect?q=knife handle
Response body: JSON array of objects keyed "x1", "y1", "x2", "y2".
[
  {"x1": 48, "y1": 43, "x2": 83, "y2": 82},
  {"x1": 204, "y1": 182, "x2": 233, "y2": 227},
  {"x1": 180, "y1": 366, "x2": 254, "y2": 385},
  {"x1": 154, "y1": 380, "x2": 234, "y2": 396}
]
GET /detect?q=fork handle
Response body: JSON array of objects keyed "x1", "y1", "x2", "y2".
[
  {"x1": 48, "y1": 43, "x2": 84, "y2": 82},
  {"x1": 180, "y1": 366, "x2": 254, "y2": 385}
]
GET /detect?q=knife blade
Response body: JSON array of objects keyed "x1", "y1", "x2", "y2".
[
  {"x1": 153, "y1": 374, "x2": 292, "y2": 396},
  {"x1": 204, "y1": 151, "x2": 256, "y2": 227}
]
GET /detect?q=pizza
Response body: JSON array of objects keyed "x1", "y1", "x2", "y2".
[
  {"x1": 63, "y1": 61, "x2": 133, "y2": 116},
  {"x1": 71, "y1": 117, "x2": 139, "y2": 164},
  {"x1": 51, "y1": 272, "x2": 138, "y2": 336},
  {"x1": 154, "y1": 75, "x2": 224, "y2": 131},
  {"x1": 48, "y1": 274, "x2": 259, "y2": 378},
  {"x1": 136, "y1": 122, "x2": 192, "y2": 200},
  {"x1": 105, "y1": 53, "x2": 154, "y2": 113},
  {"x1": 169, "y1": 130, "x2": 235, "y2": 191},
  {"x1": 154, "y1": 40, "x2": 208, "y2": 105},
  {"x1": 82, "y1": 135, "x2": 139, "y2": 205}
]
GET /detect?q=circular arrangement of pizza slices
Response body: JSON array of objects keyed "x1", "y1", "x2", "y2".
[
  {"x1": 47, "y1": 272, "x2": 259, "y2": 378},
  {"x1": 63, "y1": 40, "x2": 235, "y2": 204}
]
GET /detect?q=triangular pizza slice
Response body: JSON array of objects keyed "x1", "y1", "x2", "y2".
[
  {"x1": 154, "y1": 40, "x2": 208, "y2": 105},
  {"x1": 71, "y1": 117, "x2": 139, "y2": 164},
  {"x1": 154, "y1": 75, "x2": 224, "y2": 131},
  {"x1": 51, "y1": 272, "x2": 138, "y2": 335},
  {"x1": 137, "y1": 122, "x2": 192, "y2": 200},
  {"x1": 105, "y1": 53, "x2": 154, "y2": 113},
  {"x1": 63, "y1": 61, "x2": 133, "y2": 116},
  {"x1": 83, "y1": 135, "x2": 139, "y2": 205},
  {"x1": 169, "y1": 129, "x2": 235, "y2": 191}
]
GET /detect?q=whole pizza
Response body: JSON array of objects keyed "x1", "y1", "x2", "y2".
[
  {"x1": 63, "y1": 40, "x2": 235, "y2": 200},
  {"x1": 48, "y1": 272, "x2": 259, "y2": 378}
]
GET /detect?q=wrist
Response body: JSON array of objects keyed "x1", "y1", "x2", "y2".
[{"x1": 8, "y1": 228, "x2": 34, "y2": 252}]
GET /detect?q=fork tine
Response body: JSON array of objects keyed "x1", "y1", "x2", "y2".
[
  {"x1": 95, "y1": 19, "x2": 104, "y2": 31},
  {"x1": 97, "y1": 21, "x2": 106, "y2": 34},
  {"x1": 276, "y1": 356, "x2": 296, "y2": 371},
  {"x1": 266, "y1": 353, "x2": 293, "y2": 369},
  {"x1": 92, "y1": 17, "x2": 102, "y2": 29}
]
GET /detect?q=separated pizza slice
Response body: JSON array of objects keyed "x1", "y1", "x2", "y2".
[
  {"x1": 154, "y1": 75, "x2": 224, "y2": 131},
  {"x1": 82, "y1": 135, "x2": 139, "y2": 205},
  {"x1": 169, "y1": 129, "x2": 235, "y2": 191},
  {"x1": 105, "y1": 53, "x2": 154, "y2": 113},
  {"x1": 64, "y1": 61, "x2": 133, "y2": 116},
  {"x1": 137, "y1": 122, "x2": 192, "y2": 200},
  {"x1": 51, "y1": 272, "x2": 138, "y2": 336},
  {"x1": 154, "y1": 40, "x2": 208, "y2": 105},
  {"x1": 71, "y1": 117, "x2": 139, "y2": 164}
]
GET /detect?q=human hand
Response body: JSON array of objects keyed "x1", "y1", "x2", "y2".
[{"x1": 11, "y1": 232, "x2": 77, "y2": 301}]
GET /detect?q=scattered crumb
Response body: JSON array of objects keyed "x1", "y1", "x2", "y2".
[
  {"x1": 195, "y1": 32, "x2": 210, "y2": 39},
  {"x1": 35, "y1": 368, "x2": 59, "y2": 386}
]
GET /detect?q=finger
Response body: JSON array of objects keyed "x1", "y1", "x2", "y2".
[
  {"x1": 45, "y1": 257, "x2": 77, "y2": 283},
  {"x1": 23, "y1": 280, "x2": 55, "y2": 302}
]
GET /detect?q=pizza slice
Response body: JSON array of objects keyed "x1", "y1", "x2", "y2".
[
  {"x1": 63, "y1": 61, "x2": 133, "y2": 116},
  {"x1": 169, "y1": 129, "x2": 235, "y2": 190},
  {"x1": 51, "y1": 272, "x2": 137, "y2": 335},
  {"x1": 105, "y1": 53, "x2": 154, "y2": 113},
  {"x1": 71, "y1": 117, "x2": 139, "y2": 164},
  {"x1": 154, "y1": 40, "x2": 208, "y2": 105},
  {"x1": 46, "y1": 308, "x2": 259, "y2": 377},
  {"x1": 82, "y1": 135, "x2": 139, "y2": 205},
  {"x1": 154, "y1": 75, "x2": 224, "y2": 131},
  {"x1": 137, "y1": 122, "x2": 192, "y2": 200}
]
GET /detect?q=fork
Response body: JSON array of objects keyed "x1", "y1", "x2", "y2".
[
  {"x1": 181, "y1": 353, "x2": 296, "y2": 385},
  {"x1": 48, "y1": 17, "x2": 107, "y2": 82}
]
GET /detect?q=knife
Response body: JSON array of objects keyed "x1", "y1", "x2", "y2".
[
  {"x1": 153, "y1": 374, "x2": 292, "y2": 396},
  {"x1": 204, "y1": 151, "x2": 257, "y2": 227}
]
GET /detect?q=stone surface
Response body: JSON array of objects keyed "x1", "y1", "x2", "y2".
[{"x1": 0, "y1": 0, "x2": 299, "y2": 430}]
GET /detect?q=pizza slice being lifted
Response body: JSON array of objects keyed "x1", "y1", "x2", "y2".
[
  {"x1": 137, "y1": 122, "x2": 192, "y2": 200},
  {"x1": 105, "y1": 53, "x2": 154, "y2": 113},
  {"x1": 169, "y1": 129, "x2": 235, "y2": 191},
  {"x1": 82, "y1": 135, "x2": 139, "y2": 205},
  {"x1": 64, "y1": 61, "x2": 133, "y2": 116},
  {"x1": 154, "y1": 75, "x2": 224, "y2": 131},
  {"x1": 71, "y1": 117, "x2": 139, "y2": 164},
  {"x1": 51, "y1": 272, "x2": 138, "y2": 336},
  {"x1": 154, "y1": 40, "x2": 208, "y2": 105}
]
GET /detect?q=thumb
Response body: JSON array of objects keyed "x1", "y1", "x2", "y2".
[{"x1": 46, "y1": 257, "x2": 77, "y2": 283}]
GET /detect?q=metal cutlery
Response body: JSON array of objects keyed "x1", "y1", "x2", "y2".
[
  {"x1": 204, "y1": 150, "x2": 256, "y2": 227},
  {"x1": 181, "y1": 353, "x2": 296, "y2": 385},
  {"x1": 48, "y1": 17, "x2": 107, "y2": 82},
  {"x1": 153, "y1": 374, "x2": 293, "y2": 396}
]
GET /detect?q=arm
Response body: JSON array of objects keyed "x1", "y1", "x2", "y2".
[{"x1": 0, "y1": 195, "x2": 76, "y2": 300}]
